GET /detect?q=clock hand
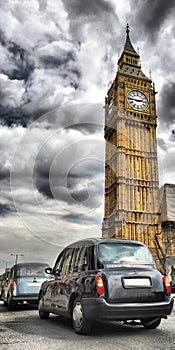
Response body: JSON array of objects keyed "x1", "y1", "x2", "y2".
[{"x1": 128, "y1": 97, "x2": 143, "y2": 102}]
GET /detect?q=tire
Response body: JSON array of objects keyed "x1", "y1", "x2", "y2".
[
  {"x1": 142, "y1": 318, "x2": 161, "y2": 329},
  {"x1": 38, "y1": 295, "x2": 50, "y2": 319},
  {"x1": 72, "y1": 297, "x2": 93, "y2": 335}
]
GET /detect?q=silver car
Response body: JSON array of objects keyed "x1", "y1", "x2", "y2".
[{"x1": 1, "y1": 262, "x2": 50, "y2": 310}]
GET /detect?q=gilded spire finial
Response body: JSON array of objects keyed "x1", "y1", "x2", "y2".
[{"x1": 126, "y1": 23, "x2": 130, "y2": 34}]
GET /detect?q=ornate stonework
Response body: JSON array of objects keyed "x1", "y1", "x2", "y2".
[{"x1": 102, "y1": 25, "x2": 163, "y2": 263}]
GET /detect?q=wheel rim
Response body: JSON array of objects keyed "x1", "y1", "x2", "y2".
[{"x1": 73, "y1": 301, "x2": 83, "y2": 328}]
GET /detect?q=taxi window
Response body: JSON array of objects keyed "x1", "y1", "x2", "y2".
[
  {"x1": 17, "y1": 266, "x2": 47, "y2": 277},
  {"x1": 98, "y1": 243, "x2": 154, "y2": 265},
  {"x1": 70, "y1": 245, "x2": 95, "y2": 272},
  {"x1": 71, "y1": 247, "x2": 82, "y2": 272},
  {"x1": 78, "y1": 247, "x2": 88, "y2": 271},
  {"x1": 60, "y1": 248, "x2": 73, "y2": 274}
]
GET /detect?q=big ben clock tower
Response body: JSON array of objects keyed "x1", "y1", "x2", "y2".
[{"x1": 102, "y1": 25, "x2": 162, "y2": 262}]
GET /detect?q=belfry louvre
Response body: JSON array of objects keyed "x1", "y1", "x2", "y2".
[{"x1": 102, "y1": 25, "x2": 163, "y2": 263}]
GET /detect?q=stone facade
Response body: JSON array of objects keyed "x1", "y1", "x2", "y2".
[
  {"x1": 102, "y1": 26, "x2": 163, "y2": 264},
  {"x1": 160, "y1": 184, "x2": 175, "y2": 276}
]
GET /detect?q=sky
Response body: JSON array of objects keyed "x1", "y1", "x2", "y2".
[{"x1": 0, "y1": 0, "x2": 175, "y2": 272}]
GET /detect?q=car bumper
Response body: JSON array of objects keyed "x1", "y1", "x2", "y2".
[
  {"x1": 12, "y1": 294, "x2": 39, "y2": 303},
  {"x1": 82, "y1": 297, "x2": 174, "y2": 321}
]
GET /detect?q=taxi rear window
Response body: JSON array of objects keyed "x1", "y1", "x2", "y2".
[
  {"x1": 98, "y1": 243, "x2": 154, "y2": 265},
  {"x1": 16, "y1": 265, "x2": 48, "y2": 277}
]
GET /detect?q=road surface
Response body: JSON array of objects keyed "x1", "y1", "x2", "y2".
[{"x1": 0, "y1": 299, "x2": 175, "y2": 350}]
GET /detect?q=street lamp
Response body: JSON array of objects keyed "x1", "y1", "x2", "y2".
[
  {"x1": 11, "y1": 254, "x2": 24, "y2": 265},
  {"x1": 2, "y1": 260, "x2": 12, "y2": 270}
]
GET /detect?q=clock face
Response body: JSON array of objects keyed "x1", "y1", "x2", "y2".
[{"x1": 127, "y1": 90, "x2": 148, "y2": 111}]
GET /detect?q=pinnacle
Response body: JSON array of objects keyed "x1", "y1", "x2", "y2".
[{"x1": 124, "y1": 24, "x2": 139, "y2": 56}]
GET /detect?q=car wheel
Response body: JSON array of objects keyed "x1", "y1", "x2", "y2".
[
  {"x1": 72, "y1": 297, "x2": 93, "y2": 335},
  {"x1": 142, "y1": 318, "x2": 161, "y2": 329},
  {"x1": 38, "y1": 295, "x2": 50, "y2": 319}
]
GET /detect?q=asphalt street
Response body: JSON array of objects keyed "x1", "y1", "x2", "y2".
[{"x1": 0, "y1": 299, "x2": 175, "y2": 350}]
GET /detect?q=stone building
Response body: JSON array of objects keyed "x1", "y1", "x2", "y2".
[
  {"x1": 160, "y1": 183, "x2": 175, "y2": 277},
  {"x1": 102, "y1": 25, "x2": 163, "y2": 263}
]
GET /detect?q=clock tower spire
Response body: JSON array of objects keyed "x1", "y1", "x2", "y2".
[
  {"x1": 102, "y1": 26, "x2": 163, "y2": 265},
  {"x1": 124, "y1": 23, "x2": 139, "y2": 55}
]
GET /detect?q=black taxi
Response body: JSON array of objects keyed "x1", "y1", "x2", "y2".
[{"x1": 38, "y1": 238, "x2": 174, "y2": 334}]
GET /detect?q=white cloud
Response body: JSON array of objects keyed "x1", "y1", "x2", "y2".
[{"x1": 0, "y1": 74, "x2": 25, "y2": 107}]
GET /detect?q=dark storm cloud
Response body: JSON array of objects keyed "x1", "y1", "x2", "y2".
[
  {"x1": 0, "y1": 26, "x2": 80, "y2": 125},
  {"x1": 67, "y1": 159, "x2": 104, "y2": 182},
  {"x1": 40, "y1": 51, "x2": 76, "y2": 69},
  {"x1": 63, "y1": 0, "x2": 118, "y2": 47},
  {"x1": 40, "y1": 50, "x2": 81, "y2": 79},
  {"x1": 133, "y1": 0, "x2": 175, "y2": 42},
  {"x1": 32, "y1": 103, "x2": 104, "y2": 134},
  {"x1": 7, "y1": 42, "x2": 34, "y2": 82},
  {"x1": 0, "y1": 203, "x2": 11, "y2": 215},
  {"x1": 70, "y1": 188, "x2": 89, "y2": 202},
  {"x1": 0, "y1": 161, "x2": 10, "y2": 180},
  {"x1": 40, "y1": 51, "x2": 81, "y2": 88},
  {"x1": 0, "y1": 33, "x2": 35, "y2": 82},
  {"x1": 61, "y1": 104, "x2": 104, "y2": 134},
  {"x1": 35, "y1": 174, "x2": 102, "y2": 209},
  {"x1": 158, "y1": 81, "x2": 175, "y2": 126},
  {"x1": 34, "y1": 159, "x2": 103, "y2": 203},
  {"x1": 33, "y1": 157, "x2": 53, "y2": 199},
  {"x1": 0, "y1": 106, "x2": 29, "y2": 127},
  {"x1": 63, "y1": 213, "x2": 99, "y2": 224},
  {"x1": 0, "y1": 30, "x2": 34, "y2": 126},
  {"x1": 157, "y1": 137, "x2": 168, "y2": 152},
  {"x1": 0, "y1": 29, "x2": 6, "y2": 46},
  {"x1": 63, "y1": 213, "x2": 86, "y2": 222},
  {"x1": 33, "y1": 144, "x2": 104, "y2": 208},
  {"x1": 35, "y1": 178, "x2": 53, "y2": 199},
  {"x1": 63, "y1": 0, "x2": 114, "y2": 16},
  {"x1": 67, "y1": 160, "x2": 104, "y2": 203}
]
